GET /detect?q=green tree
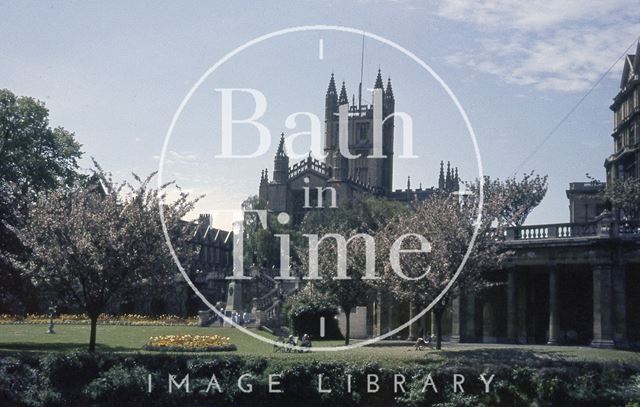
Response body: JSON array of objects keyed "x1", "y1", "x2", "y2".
[
  {"x1": 284, "y1": 285, "x2": 341, "y2": 338},
  {"x1": 0, "y1": 89, "x2": 82, "y2": 312},
  {"x1": 484, "y1": 171, "x2": 548, "y2": 226},
  {"x1": 240, "y1": 195, "x2": 303, "y2": 267},
  {"x1": 379, "y1": 174, "x2": 547, "y2": 349},
  {"x1": 16, "y1": 164, "x2": 198, "y2": 351},
  {"x1": 605, "y1": 177, "x2": 640, "y2": 220},
  {"x1": 0, "y1": 89, "x2": 81, "y2": 193},
  {"x1": 298, "y1": 197, "x2": 405, "y2": 345},
  {"x1": 0, "y1": 183, "x2": 23, "y2": 310}
]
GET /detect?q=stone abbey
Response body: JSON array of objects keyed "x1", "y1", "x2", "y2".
[
  {"x1": 258, "y1": 70, "x2": 458, "y2": 223},
  {"x1": 141, "y1": 55, "x2": 639, "y2": 349}
]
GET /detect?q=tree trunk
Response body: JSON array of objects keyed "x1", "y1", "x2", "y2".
[
  {"x1": 345, "y1": 310, "x2": 351, "y2": 345},
  {"x1": 89, "y1": 315, "x2": 98, "y2": 352},
  {"x1": 435, "y1": 308, "x2": 443, "y2": 350}
]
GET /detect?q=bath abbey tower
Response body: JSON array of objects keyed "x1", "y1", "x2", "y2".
[{"x1": 258, "y1": 69, "x2": 459, "y2": 221}]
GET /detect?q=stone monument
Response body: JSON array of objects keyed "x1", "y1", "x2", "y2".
[{"x1": 225, "y1": 281, "x2": 243, "y2": 314}]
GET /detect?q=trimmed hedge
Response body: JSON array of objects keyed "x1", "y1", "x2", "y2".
[
  {"x1": 0, "y1": 352, "x2": 639, "y2": 406},
  {"x1": 285, "y1": 289, "x2": 342, "y2": 339}
]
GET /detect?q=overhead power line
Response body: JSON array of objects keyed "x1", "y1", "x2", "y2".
[{"x1": 512, "y1": 35, "x2": 640, "y2": 175}]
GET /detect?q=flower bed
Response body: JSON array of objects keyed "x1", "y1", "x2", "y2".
[
  {"x1": 143, "y1": 334, "x2": 236, "y2": 352},
  {"x1": 0, "y1": 313, "x2": 198, "y2": 326}
]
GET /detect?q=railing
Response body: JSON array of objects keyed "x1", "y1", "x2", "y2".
[
  {"x1": 253, "y1": 268, "x2": 276, "y2": 289},
  {"x1": 259, "y1": 299, "x2": 288, "y2": 335},
  {"x1": 508, "y1": 222, "x2": 599, "y2": 241},
  {"x1": 568, "y1": 181, "x2": 605, "y2": 190},
  {"x1": 515, "y1": 225, "x2": 549, "y2": 240},
  {"x1": 254, "y1": 285, "x2": 279, "y2": 310},
  {"x1": 251, "y1": 267, "x2": 301, "y2": 331},
  {"x1": 262, "y1": 300, "x2": 281, "y2": 320},
  {"x1": 345, "y1": 176, "x2": 385, "y2": 195}
]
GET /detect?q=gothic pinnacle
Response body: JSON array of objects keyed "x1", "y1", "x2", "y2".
[
  {"x1": 374, "y1": 69, "x2": 384, "y2": 89},
  {"x1": 276, "y1": 133, "x2": 286, "y2": 157},
  {"x1": 327, "y1": 72, "x2": 337, "y2": 95},
  {"x1": 339, "y1": 81, "x2": 348, "y2": 105},
  {"x1": 385, "y1": 77, "x2": 394, "y2": 98}
]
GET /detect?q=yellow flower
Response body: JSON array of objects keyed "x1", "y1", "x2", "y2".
[{"x1": 146, "y1": 334, "x2": 232, "y2": 349}]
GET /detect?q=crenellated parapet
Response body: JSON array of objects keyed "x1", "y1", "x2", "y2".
[{"x1": 288, "y1": 153, "x2": 330, "y2": 179}]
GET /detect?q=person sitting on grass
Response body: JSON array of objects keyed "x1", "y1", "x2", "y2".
[
  {"x1": 414, "y1": 333, "x2": 433, "y2": 351},
  {"x1": 286, "y1": 335, "x2": 298, "y2": 352},
  {"x1": 300, "y1": 333, "x2": 312, "y2": 352}
]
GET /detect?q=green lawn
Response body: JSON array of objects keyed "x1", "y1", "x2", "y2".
[{"x1": 1, "y1": 323, "x2": 639, "y2": 368}]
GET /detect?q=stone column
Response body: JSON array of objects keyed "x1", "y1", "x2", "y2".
[
  {"x1": 387, "y1": 297, "x2": 394, "y2": 335},
  {"x1": 517, "y1": 272, "x2": 528, "y2": 343},
  {"x1": 482, "y1": 300, "x2": 497, "y2": 343},
  {"x1": 464, "y1": 292, "x2": 476, "y2": 342},
  {"x1": 591, "y1": 264, "x2": 615, "y2": 348},
  {"x1": 507, "y1": 269, "x2": 517, "y2": 343},
  {"x1": 407, "y1": 300, "x2": 416, "y2": 341},
  {"x1": 375, "y1": 291, "x2": 382, "y2": 337},
  {"x1": 547, "y1": 266, "x2": 559, "y2": 345},
  {"x1": 612, "y1": 263, "x2": 626, "y2": 345},
  {"x1": 420, "y1": 312, "x2": 428, "y2": 339},
  {"x1": 450, "y1": 292, "x2": 461, "y2": 343},
  {"x1": 430, "y1": 310, "x2": 436, "y2": 336}
]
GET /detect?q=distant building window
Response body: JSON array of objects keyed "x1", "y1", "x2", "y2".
[
  {"x1": 358, "y1": 123, "x2": 368, "y2": 141},
  {"x1": 584, "y1": 204, "x2": 589, "y2": 222}
]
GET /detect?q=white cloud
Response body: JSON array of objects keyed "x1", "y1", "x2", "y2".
[
  {"x1": 435, "y1": 0, "x2": 640, "y2": 92},
  {"x1": 435, "y1": 0, "x2": 630, "y2": 30},
  {"x1": 168, "y1": 150, "x2": 198, "y2": 162},
  {"x1": 152, "y1": 150, "x2": 200, "y2": 166}
]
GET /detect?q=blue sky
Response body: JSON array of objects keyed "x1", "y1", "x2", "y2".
[{"x1": 1, "y1": 1, "x2": 638, "y2": 229}]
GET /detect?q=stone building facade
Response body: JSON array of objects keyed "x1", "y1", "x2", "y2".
[
  {"x1": 182, "y1": 57, "x2": 639, "y2": 348},
  {"x1": 433, "y1": 45, "x2": 640, "y2": 349},
  {"x1": 607, "y1": 43, "x2": 640, "y2": 185},
  {"x1": 258, "y1": 70, "x2": 459, "y2": 222}
]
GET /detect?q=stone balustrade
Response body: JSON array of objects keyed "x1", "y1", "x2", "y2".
[
  {"x1": 507, "y1": 220, "x2": 606, "y2": 241},
  {"x1": 505, "y1": 213, "x2": 640, "y2": 243}
]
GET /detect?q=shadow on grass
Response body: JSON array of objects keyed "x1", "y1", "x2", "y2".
[
  {"x1": 407, "y1": 347, "x2": 586, "y2": 370},
  {"x1": 0, "y1": 342, "x2": 132, "y2": 353}
]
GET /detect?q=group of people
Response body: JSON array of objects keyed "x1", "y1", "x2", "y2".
[
  {"x1": 274, "y1": 333, "x2": 312, "y2": 352},
  {"x1": 210, "y1": 310, "x2": 252, "y2": 327},
  {"x1": 230, "y1": 311, "x2": 251, "y2": 326}
]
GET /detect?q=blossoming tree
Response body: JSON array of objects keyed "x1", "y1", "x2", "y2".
[{"x1": 17, "y1": 163, "x2": 199, "y2": 351}]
